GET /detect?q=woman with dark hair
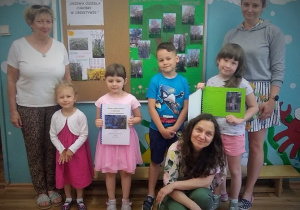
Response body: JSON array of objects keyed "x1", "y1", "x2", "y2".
[{"x1": 156, "y1": 113, "x2": 226, "y2": 210}]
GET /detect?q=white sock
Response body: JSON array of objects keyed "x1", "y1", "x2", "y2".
[
  {"x1": 108, "y1": 199, "x2": 116, "y2": 204},
  {"x1": 65, "y1": 198, "x2": 72, "y2": 203},
  {"x1": 231, "y1": 198, "x2": 238, "y2": 203},
  {"x1": 76, "y1": 198, "x2": 83, "y2": 203},
  {"x1": 213, "y1": 194, "x2": 221, "y2": 198}
]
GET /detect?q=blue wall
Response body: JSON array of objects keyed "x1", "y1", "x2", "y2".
[{"x1": 0, "y1": 0, "x2": 299, "y2": 183}]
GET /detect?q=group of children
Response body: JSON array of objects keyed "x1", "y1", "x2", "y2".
[{"x1": 50, "y1": 42, "x2": 258, "y2": 210}]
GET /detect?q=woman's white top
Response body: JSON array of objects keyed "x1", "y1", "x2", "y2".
[{"x1": 7, "y1": 37, "x2": 69, "y2": 107}]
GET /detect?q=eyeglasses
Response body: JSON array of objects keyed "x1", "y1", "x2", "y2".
[{"x1": 31, "y1": 5, "x2": 51, "y2": 9}]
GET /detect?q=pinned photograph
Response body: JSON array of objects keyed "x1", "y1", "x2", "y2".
[
  {"x1": 190, "y1": 25, "x2": 203, "y2": 43},
  {"x1": 176, "y1": 54, "x2": 186, "y2": 72},
  {"x1": 174, "y1": 34, "x2": 186, "y2": 53},
  {"x1": 130, "y1": 5, "x2": 143, "y2": 24},
  {"x1": 131, "y1": 60, "x2": 143, "y2": 78},
  {"x1": 130, "y1": 28, "x2": 142, "y2": 47},
  {"x1": 138, "y1": 40, "x2": 150, "y2": 59},
  {"x1": 187, "y1": 49, "x2": 200, "y2": 67},
  {"x1": 182, "y1": 5, "x2": 195, "y2": 24},
  {"x1": 163, "y1": 13, "x2": 176, "y2": 32},
  {"x1": 149, "y1": 19, "x2": 161, "y2": 38}
]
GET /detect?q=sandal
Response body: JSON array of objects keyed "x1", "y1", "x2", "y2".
[
  {"x1": 62, "y1": 200, "x2": 73, "y2": 210},
  {"x1": 36, "y1": 194, "x2": 52, "y2": 210},
  {"x1": 49, "y1": 191, "x2": 63, "y2": 206}
]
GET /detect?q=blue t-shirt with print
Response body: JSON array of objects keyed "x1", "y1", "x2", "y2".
[{"x1": 146, "y1": 73, "x2": 190, "y2": 131}]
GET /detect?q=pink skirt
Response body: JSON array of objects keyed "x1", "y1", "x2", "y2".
[
  {"x1": 56, "y1": 123, "x2": 94, "y2": 189},
  {"x1": 94, "y1": 127, "x2": 143, "y2": 173}
]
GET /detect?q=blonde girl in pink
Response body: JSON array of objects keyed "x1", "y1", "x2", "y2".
[{"x1": 50, "y1": 82, "x2": 94, "y2": 210}]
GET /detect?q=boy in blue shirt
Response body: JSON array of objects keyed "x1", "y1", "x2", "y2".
[{"x1": 143, "y1": 42, "x2": 190, "y2": 210}]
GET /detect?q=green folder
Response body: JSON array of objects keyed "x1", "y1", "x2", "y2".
[{"x1": 188, "y1": 86, "x2": 246, "y2": 121}]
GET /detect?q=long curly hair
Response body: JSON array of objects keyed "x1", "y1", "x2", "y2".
[
  {"x1": 179, "y1": 113, "x2": 225, "y2": 179},
  {"x1": 216, "y1": 43, "x2": 246, "y2": 88}
]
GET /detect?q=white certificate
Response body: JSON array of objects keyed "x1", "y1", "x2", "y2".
[
  {"x1": 66, "y1": 0, "x2": 104, "y2": 26},
  {"x1": 100, "y1": 104, "x2": 130, "y2": 145}
]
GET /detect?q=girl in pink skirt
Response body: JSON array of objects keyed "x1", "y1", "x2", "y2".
[
  {"x1": 50, "y1": 82, "x2": 94, "y2": 210},
  {"x1": 94, "y1": 63, "x2": 143, "y2": 210}
]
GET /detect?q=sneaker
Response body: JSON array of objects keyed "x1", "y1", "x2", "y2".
[
  {"x1": 221, "y1": 193, "x2": 228, "y2": 202},
  {"x1": 212, "y1": 194, "x2": 220, "y2": 209},
  {"x1": 239, "y1": 196, "x2": 254, "y2": 210},
  {"x1": 229, "y1": 201, "x2": 239, "y2": 210},
  {"x1": 77, "y1": 201, "x2": 87, "y2": 210},
  {"x1": 61, "y1": 200, "x2": 72, "y2": 210},
  {"x1": 106, "y1": 199, "x2": 117, "y2": 210},
  {"x1": 142, "y1": 195, "x2": 155, "y2": 210},
  {"x1": 121, "y1": 199, "x2": 132, "y2": 210}
]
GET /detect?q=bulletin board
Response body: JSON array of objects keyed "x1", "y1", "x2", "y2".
[
  {"x1": 129, "y1": 0, "x2": 206, "y2": 100},
  {"x1": 61, "y1": 0, "x2": 130, "y2": 101},
  {"x1": 61, "y1": 0, "x2": 206, "y2": 101}
]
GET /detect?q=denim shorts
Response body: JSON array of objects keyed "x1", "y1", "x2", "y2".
[{"x1": 149, "y1": 127, "x2": 178, "y2": 164}]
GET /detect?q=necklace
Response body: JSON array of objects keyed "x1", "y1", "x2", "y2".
[
  {"x1": 42, "y1": 54, "x2": 46, "y2": 57},
  {"x1": 242, "y1": 19, "x2": 263, "y2": 29}
]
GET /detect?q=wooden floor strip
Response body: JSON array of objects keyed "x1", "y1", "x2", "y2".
[{"x1": 0, "y1": 180, "x2": 300, "y2": 210}]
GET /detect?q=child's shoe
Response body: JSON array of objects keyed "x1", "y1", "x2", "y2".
[
  {"x1": 106, "y1": 199, "x2": 117, "y2": 210},
  {"x1": 77, "y1": 201, "x2": 87, "y2": 210},
  {"x1": 212, "y1": 194, "x2": 220, "y2": 209},
  {"x1": 229, "y1": 200, "x2": 239, "y2": 210},
  {"x1": 221, "y1": 193, "x2": 229, "y2": 202},
  {"x1": 239, "y1": 196, "x2": 254, "y2": 210},
  {"x1": 121, "y1": 199, "x2": 132, "y2": 210},
  {"x1": 61, "y1": 200, "x2": 72, "y2": 210},
  {"x1": 142, "y1": 195, "x2": 155, "y2": 210}
]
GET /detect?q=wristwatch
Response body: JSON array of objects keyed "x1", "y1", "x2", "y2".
[{"x1": 271, "y1": 95, "x2": 279, "y2": 101}]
